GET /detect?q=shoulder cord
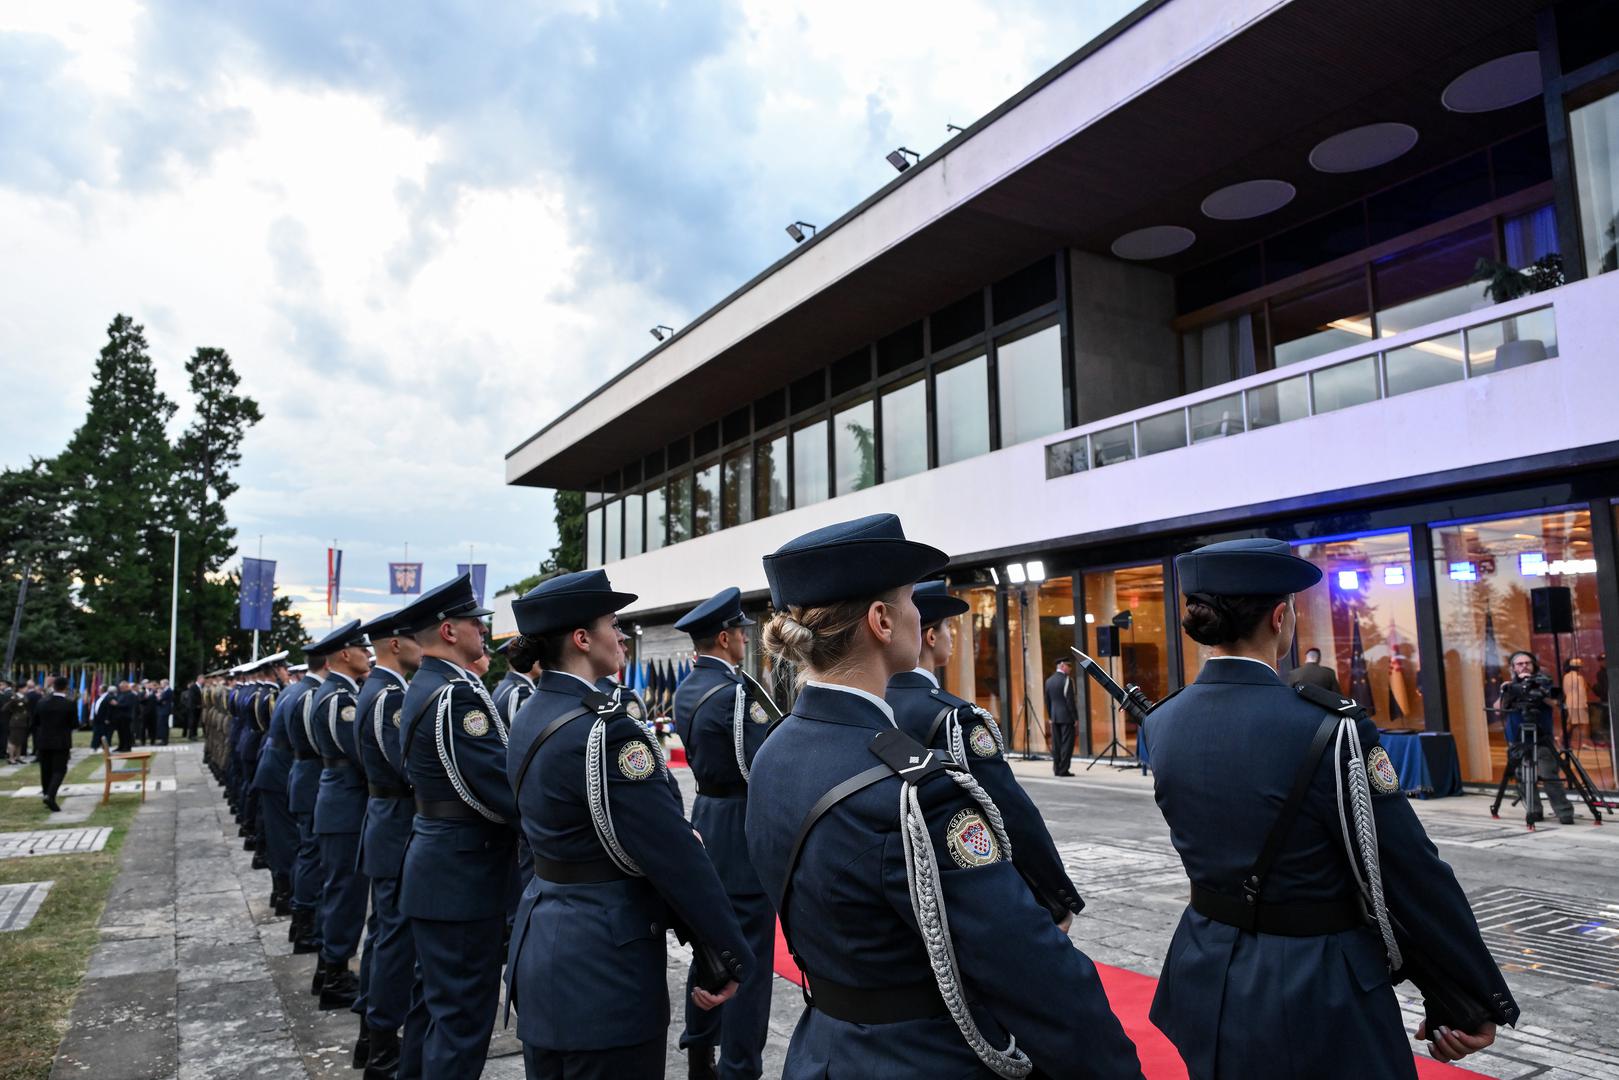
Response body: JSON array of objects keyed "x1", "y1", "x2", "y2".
[
  {"x1": 731, "y1": 682, "x2": 750, "y2": 781},
  {"x1": 372, "y1": 689, "x2": 399, "y2": 773},
  {"x1": 431, "y1": 679, "x2": 510, "y2": 824},
  {"x1": 584, "y1": 715, "x2": 663, "y2": 877},
  {"x1": 897, "y1": 769, "x2": 1030, "y2": 1079},
  {"x1": 612, "y1": 686, "x2": 669, "y2": 771},
  {"x1": 944, "y1": 704, "x2": 1007, "y2": 767},
  {"x1": 1333, "y1": 719, "x2": 1402, "y2": 971},
  {"x1": 300, "y1": 691, "x2": 317, "y2": 749},
  {"x1": 326, "y1": 693, "x2": 344, "y2": 750}
]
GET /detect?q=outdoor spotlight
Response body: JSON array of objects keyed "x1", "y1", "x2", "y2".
[
  {"x1": 785, "y1": 221, "x2": 817, "y2": 243},
  {"x1": 987, "y1": 567, "x2": 1000, "y2": 585},
  {"x1": 886, "y1": 147, "x2": 920, "y2": 172},
  {"x1": 1111, "y1": 610, "x2": 1133, "y2": 630},
  {"x1": 650, "y1": 325, "x2": 673, "y2": 342},
  {"x1": 1004, "y1": 562, "x2": 1026, "y2": 585},
  {"x1": 1025, "y1": 560, "x2": 1046, "y2": 583},
  {"x1": 945, "y1": 123, "x2": 966, "y2": 134},
  {"x1": 633, "y1": 623, "x2": 644, "y2": 637}
]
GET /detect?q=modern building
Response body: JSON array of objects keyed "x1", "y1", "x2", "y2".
[{"x1": 508, "y1": 0, "x2": 1619, "y2": 791}]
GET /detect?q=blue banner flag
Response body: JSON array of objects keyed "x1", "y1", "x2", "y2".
[
  {"x1": 390, "y1": 562, "x2": 424, "y2": 595},
  {"x1": 239, "y1": 557, "x2": 276, "y2": 631},
  {"x1": 457, "y1": 563, "x2": 488, "y2": 606}
]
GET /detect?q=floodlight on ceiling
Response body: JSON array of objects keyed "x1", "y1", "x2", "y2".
[
  {"x1": 886, "y1": 147, "x2": 920, "y2": 172},
  {"x1": 1003, "y1": 560, "x2": 1044, "y2": 585},
  {"x1": 785, "y1": 221, "x2": 817, "y2": 243},
  {"x1": 1004, "y1": 563, "x2": 1026, "y2": 585},
  {"x1": 649, "y1": 325, "x2": 673, "y2": 342}
]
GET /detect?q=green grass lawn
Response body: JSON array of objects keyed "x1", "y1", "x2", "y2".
[{"x1": 0, "y1": 732, "x2": 169, "y2": 1080}]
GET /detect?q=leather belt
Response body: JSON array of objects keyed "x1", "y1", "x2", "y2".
[
  {"x1": 368, "y1": 784, "x2": 412, "y2": 799},
  {"x1": 1190, "y1": 884, "x2": 1364, "y2": 936},
  {"x1": 321, "y1": 756, "x2": 352, "y2": 770},
  {"x1": 293, "y1": 751, "x2": 320, "y2": 762},
  {"x1": 696, "y1": 781, "x2": 747, "y2": 799},
  {"x1": 531, "y1": 854, "x2": 631, "y2": 885},
  {"x1": 414, "y1": 798, "x2": 485, "y2": 821},
  {"x1": 805, "y1": 972, "x2": 948, "y2": 1023}
]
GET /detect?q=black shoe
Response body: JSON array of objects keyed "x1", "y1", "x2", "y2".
[
  {"x1": 288, "y1": 911, "x2": 303, "y2": 943},
  {"x1": 1559, "y1": 813, "x2": 1576, "y2": 826},
  {"x1": 251, "y1": 851, "x2": 268, "y2": 871},
  {"x1": 273, "y1": 895, "x2": 292, "y2": 918},
  {"x1": 44, "y1": 796, "x2": 62, "y2": 812},
  {"x1": 688, "y1": 1046, "x2": 718, "y2": 1080},
  {"x1": 319, "y1": 963, "x2": 360, "y2": 1010},
  {"x1": 293, "y1": 936, "x2": 321, "y2": 955},
  {"x1": 364, "y1": 1025, "x2": 401, "y2": 1080},
  {"x1": 237, "y1": 824, "x2": 249, "y2": 837},
  {"x1": 352, "y1": 1017, "x2": 371, "y2": 1069}
]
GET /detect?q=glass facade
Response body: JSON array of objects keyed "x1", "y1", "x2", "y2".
[
  {"x1": 833, "y1": 399, "x2": 875, "y2": 496},
  {"x1": 997, "y1": 324, "x2": 1065, "y2": 447},
  {"x1": 585, "y1": 506, "x2": 603, "y2": 569},
  {"x1": 693, "y1": 462, "x2": 720, "y2": 538},
  {"x1": 935, "y1": 354, "x2": 989, "y2": 467},
  {"x1": 624, "y1": 493, "x2": 644, "y2": 558},
  {"x1": 722, "y1": 450, "x2": 753, "y2": 528},
  {"x1": 942, "y1": 586, "x2": 1003, "y2": 721},
  {"x1": 755, "y1": 435, "x2": 787, "y2": 519},
  {"x1": 1570, "y1": 89, "x2": 1619, "y2": 277},
  {"x1": 666, "y1": 475, "x2": 691, "y2": 545},
  {"x1": 645, "y1": 485, "x2": 666, "y2": 552},
  {"x1": 1271, "y1": 275, "x2": 1372, "y2": 367},
  {"x1": 793, "y1": 420, "x2": 828, "y2": 507},
  {"x1": 1384, "y1": 332, "x2": 1465, "y2": 398},
  {"x1": 1083, "y1": 564, "x2": 1169, "y2": 757},
  {"x1": 881, "y1": 375, "x2": 928, "y2": 482},
  {"x1": 603, "y1": 501, "x2": 622, "y2": 564}
]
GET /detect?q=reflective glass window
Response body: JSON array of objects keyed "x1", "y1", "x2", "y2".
[
  {"x1": 1384, "y1": 332, "x2": 1465, "y2": 397},
  {"x1": 603, "y1": 500, "x2": 621, "y2": 563},
  {"x1": 1270, "y1": 275, "x2": 1372, "y2": 366},
  {"x1": 1045, "y1": 435, "x2": 1088, "y2": 479},
  {"x1": 1570, "y1": 89, "x2": 1619, "y2": 277},
  {"x1": 1137, "y1": 411, "x2": 1187, "y2": 457},
  {"x1": 935, "y1": 354, "x2": 989, "y2": 467},
  {"x1": 996, "y1": 324, "x2": 1065, "y2": 447},
  {"x1": 644, "y1": 485, "x2": 666, "y2": 552},
  {"x1": 1188, "y1": 394, "x2": 1244, "y2": 443},
  {"x1": 1311, "y1": 356, "x2": 1379, "y2": 414},
  {"x1": 755, "y1": 435, "x2": 788, "y2": 517},
  {"x1": 880, "y1": 376, "x2": 928, "y2": 482},
  {"x1": 1374, "y1": 223, "x2": 1495, "y2": 337},
  {"x1": 585, "y1": 507, "x2": 602, "y2": 569},
  {"x1": 793, "y1": 419, "x2": 828, "y2": 507},
  {"x1": 1466, "y1": 307, "x2": 1559, "y2": 375},
  {"x1": 1183, "y1": 313, "x2": 1266, "y2": 392},
  {"x1": 1082, "y1": 564, "x2": 1168, "y2": 756},
  {"x1": 833, "y1": 399, "x2": 875, "y2": 496},
  {"x1": 623, "y1": 493, "x2": 644, "y2": 558},
  {"x1": 722, "y1": 450, "x2": 753, "y2": 528},
  {"x1": 1091, "y1": 424, "x2": 1134, "y2": 468},
  {"x1": 666, "y1": 474, "x2": 692, "y2": 545},
  {"x1": 693, "y1": 462, "x2": 720, "y2": 538},
  {"x1": 1246, "y1": 374, "x2": 1310, "y2": 428}
]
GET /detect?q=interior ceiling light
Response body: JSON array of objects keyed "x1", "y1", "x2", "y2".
[
  {"x1": 1309, "y1": 122, "x2": 1419, "y2": 174},
  {"x1": 1200, "y1": 179, "x2": 1296, "y2": 221},
  {"x1": 1109, "y1": 225, "x2": 1195, "y2": 261},
  {"x1": 1443, "y1": 52, "x2": 1542, "y2": 113}
]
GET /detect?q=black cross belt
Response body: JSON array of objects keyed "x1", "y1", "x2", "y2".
[
  {"x1": 414, "y1": 798, "x2": 486, "y2": 821},
  {"x1": 696, "y1": 781, "x2": 747, "y2": 799},
  {"x1": 321, "y1": 757, "x2": 353, "y2": 769},
  {"x1": 1190, "y1": 884, "x2": 1364, "y2": 936},
  {"x1": 803, "y1": 972, "x2": 948, "y2": 1024},
  {"x1": 367, "y1": 784, "x2": 412, "y2": 799},
  {"x1": 531, "y1": 854, "x2": 631, "y2": 885}
]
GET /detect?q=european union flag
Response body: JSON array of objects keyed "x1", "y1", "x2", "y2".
[{"x1": 239, "y1": 557, "x2": 276, "y2": 631}]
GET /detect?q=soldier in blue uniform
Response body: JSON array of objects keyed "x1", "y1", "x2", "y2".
[
  {"x1": 354, "y1": 609, "x2": 423, "y2": 1080},
  {"x1": 745, "y1": 514, "x2": 1141, "y2": 1079},
  {"x1": 1147, "y1": 538, "x2": 1516, "y2": 1077},
  {"x1": 250, "y1": 653, "x2": 296, "y2": 917},
  {"x1": 393, "y1": 573, "x2": 513, "y2": 1079},
  {"x1": 887, "y1": 580, "x2": 1084, "y2": 925},
  {"x1": 284, "y1": 647, "x2": 330, "y2": 955},
  {"x1": 307, "y1": 619, "x2": 374, "y2": 1011},
  {"x1": 670, "y1": 586, "x2": 773, "y2": 1080},
  {"x1": 493, "y1": 638, "x2": 540, "y2": 728},
  {"x1": 504, "y1": 569, "x2": 751, "y2": 1079},
  {"x1": 235, "y1": 663, "x2": 267, "y2": 856},
  {"x1": 248, "y1": 656, "x2": 291, "y2": 875}
]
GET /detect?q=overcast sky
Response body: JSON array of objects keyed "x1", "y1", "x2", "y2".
[{"x1": 1, "y1": 0, "x2": 1136, "y2": 630}]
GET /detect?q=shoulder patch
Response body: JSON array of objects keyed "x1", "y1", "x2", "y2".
[
  {"x1": 339, "y1": 704, "x2": 355, "y2": 723},
  {"x1": 617, "y1": 740, "x2": 656, "y2": 780},
  {"x1": 967, "y1": 724, "x2": 998, "y2": 758},
  {"x1": 748, "y1": 700, "x2": 770, "y2": 725},
  {"x1": 389, "y1": 708, "x2": 401, "y2": 728},
  {"x1": 945, "y1": 808, "x2": 1001, "y2": 868},
  {"x1": 461, "y1": 709, "x2": 490, "y2": 737},
  {"x1": 1366, "y1": 745, "x2": 1400, "y2": 795}
]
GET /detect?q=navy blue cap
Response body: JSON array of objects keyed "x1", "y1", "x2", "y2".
[
  {"x1": 1175, "y1": 538, "x2": 1323, "y2": 597},
  {"x1": 674, "y1": 586, "x2": 755, "y2": 638},
  {"x1": 763, "y1": 514, "x2": 947, "y2": 609},
  {"x1": 359, "y1": 608, "x2": 412, "y2": 641},
  {"x1": 512, "y1": 569, "x2": 637, "y2": 636},
  {"x1": 914, "y1": 580, "x2": 969, "y2": 626},
  {"x1": 394, "y1": 572, "x2": 494, "y2": 634},
  {"x1": 308, "y1": 619, "x2": 369, "y2": 654},
  {"x1": 493, "y1": 638, "x2": 512, "y2": 656}
]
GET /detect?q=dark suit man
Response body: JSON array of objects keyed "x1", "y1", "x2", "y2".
[
  {"x1": 36, "y1": 678, "x2": 76, "y2": 812},
  {"x1": 156, "y1": 681, "x2": 173, "y2": 744},
  {"x1": 110, "y1": 682, "x2": 136, "y2": 752},
  {"x1": 1288, "y1": 647, "x2": 1342, "y2": 694},
  {"x1": 183, "y1": 678, "x2": 204, "y2": 739},
  {"x1": 1044, "y1": 659, "x2": 1078, "y2": 776},
  {"x1": 22, "y1": 682, "x2": 41, "y2": 757}
]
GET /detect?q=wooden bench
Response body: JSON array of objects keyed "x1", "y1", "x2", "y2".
[{"x1": 102, "y1": 743, "x2": 155, "y2": 805}]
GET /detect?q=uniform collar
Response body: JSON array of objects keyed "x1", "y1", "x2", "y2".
[
  {"x1": 421, "y1": 655, "x2": 473, "y2": 681},
  {"x1": 910, "y1": 666, "x2": 940, "y2": 688},
  {"x1": 324, "y1": 670, "x2": 360, "y2": 692},
  {"x1": 1196, "y1": 655, "x2": 1284, "y2": 686},
  {"x1": 507, "y1": 669, "x2": 535, "y2": 689},
  {"x1": 302, "y1": 673, "x2": 325, "y2": 689},
  {"x1": 370, "y1": 664, "x2": 407, "y2": 687},
  {"x1": 798, "y1": 681, "x2": 897, "y2": 729},
  {"x1": 539, "y1": 669, "x2": 599, "y2": 697},
  {"x1": 694, "y1": 654, "x2": 736, "y2": 675}
]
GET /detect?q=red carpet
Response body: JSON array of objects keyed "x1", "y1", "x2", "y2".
[{"x1": 768, "y1": 919, "x2": 1486, "y2": 1078}]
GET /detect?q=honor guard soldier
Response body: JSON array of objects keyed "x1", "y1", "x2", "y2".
[
  {"x1": 354, "y1": 609, "x2": 424, "y2": 1080},
  {"x1": 393, "y1": 573, "x2": 513, "y2": 1078},
  {"x1": 250, "y1": 653, "x2": 296, "y2": 916},
  {"x1": 284, "y1": 648, "x2": 331, "y2": 955},
  {"x1": 224, "y1": 668, "x2": 247, "y2": 827},
  {"x1": 887, "y1": 581, "x2": 1084, "y2": 925},
  {"x1": 745, "y1": 515, "x2": 1142, "y2": 1079},
  {"x1": 1148, "y1": 539, "x2": 1516, "y2": 1077},
  {"x1": 504, "y1": 570, "x2": 751, "y2": 1079},
  {"x1": 671, "y1": 586, "x2": 775, "y2": 1080},
  {"x1": 307, "y1": 620, "x2": 374, "y2": 1011},
  {"x1": 493, "y1": 638, "x2": 539, "y2": 728},
  {"x1": 248, "y1": 657, "x2": 291, "y2": 874}
]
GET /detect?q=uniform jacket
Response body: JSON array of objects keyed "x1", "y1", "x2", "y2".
[
  {"x1": 505, "y1": 669, "x2": 750, "y2": 1052},
  {"x1": 1148, "y1": 658, "x2": 1516, "y2": 1080},
  {"x1": 310, "y1": 670, "x2": 367, "y2": 835},
  {"x1": 492, "y1": 670, "x2": 535, "y2": 729},
  {"x1": 282, "y1": 675, "x2": 326, "y2": 814},
  {"x1": 1044, "y1": 670, "x2": 1077, "y2": 727},
  {"x1": 673, "y1": 655, "x2": 770, "y2": 896},
  {"x1": 34, "y1": 693, "x2": 76, "y2": 751},
  {"x1": 888, "y1": 669, "x2": 1083, "y2": 918},
  {"x1": 252, "y1": 680, "x2": 294, "y2": 793},
  {"x1": 746, "y1": 684, "x2": 1141, "y2": 1079},
  {"x1": 233, "y1": 685, "x2": 264, "y2": 765},
  {"x1": 397, "y1": 655, "x2": 517, "y2": 922},
  {"x1": 357, "y1": 665, "x2": 412, "y2": 879}
]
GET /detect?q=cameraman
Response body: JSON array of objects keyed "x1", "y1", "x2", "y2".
[{"x1": 1500, "y1": 650, "x2": 1573, "y2": 825}]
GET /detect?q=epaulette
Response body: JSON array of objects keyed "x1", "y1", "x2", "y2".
[
  {"x1": 869, "y1": 728, "x2": 956, "y2": 784},
  {"x1": 1294, "y1": 683, "x2": 1368, "y2": 720},
  {"x1": 1145, "y1": 686, "x2": 1186, "y2": 716}
]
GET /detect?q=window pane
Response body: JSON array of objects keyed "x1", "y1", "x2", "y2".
[
  {"x1": 996, "y1": 324, "x2": 1065, "y2": 446},
  {"x1": 881, "y1": 376, "x2": 928, "y2": 482},
  {"x1": 1182, "y1": 313, "x2": 1266, "y2": 392},
  {"x1": 1270, "y1": 275, "x2": 1372, "y2": 366},
  {"x1": 722, "y1": 451, "x2": 753, "y2": 528},
  {"x1": 1373, "y1": 222, "x2": 1495, "y2": 337},
  {"x1": 1045, "y1": 435, "x2": 1089, "y2": 479},
  {"x1": 1466, "y1": 307, "x2": 1558, "y2": 375},
  {"x1": 585, "y1": 507, "x2": 603, "y2": 569},
  {"x1": 1311, "y1": 356, "x2": 1379, "y2": 414},
  {"x1": 623, "y1": 493, "x2": 644, "y2": 558},
  {"x1": 603, "y1": 500, "x2": 621, "y2": 563},
  {"x1": 1570, "y1": 89, "x2": 1619, "y2": 277},
  {"x1": 1137, "y1": 411, "x2": 1187, "y2": 457},
  {"x1": 833, "y1": 399, "x2": 875, "y2": 496},
  {"x1": 1504, "y1": 204, "x2": 1559, "y2": 268},
  {"x1": 666, "y1": 475, "x2": 692, "y2": 544},
  {"x1": 755, "y1": 435, "x2": 788, "y2": 517},
  {"x1": 693, "y1": 463, "x2": 720, "y2": 537},
  {"x1": 792, "y1": 420, "x2": 828, "y2": 507},
  {"x1": 1092, "y1": 423, "x2": 1134, "y2": 467},
  {"x1": 1188, "y1": 393, "x2": 1244, "y2": 443},
  {"x1": 1246, "y1": 374, "x2": 1309, "y2": 428},
  {"x1": 644, "y1": 485, "x2": 666, "y2": 551},
  {"x1": 1384, "y1": 333, "x2": 1465, "y2": 397},
  {"x1": 935, "y1": 354, "x2": 989, "y2": 467}
]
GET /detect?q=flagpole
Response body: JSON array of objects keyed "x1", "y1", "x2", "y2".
[{"x1": 168, "y1": 530, "x2": 180, "y2": 686}]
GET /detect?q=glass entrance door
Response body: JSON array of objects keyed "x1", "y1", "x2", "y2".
[{"x1": 1082, "y1": 563, "x2": 1170, "y2": 757}]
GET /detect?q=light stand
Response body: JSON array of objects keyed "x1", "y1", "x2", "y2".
[
  {"x1": 1086, "y1": 610, "x2": 1137, "y2": 770},
  {"x1": 1016, "y1": 588, "x2": 1039, "y2": 761}
]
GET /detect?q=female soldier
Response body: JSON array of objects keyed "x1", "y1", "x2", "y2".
[
  {"x1": 1147, "y1": 538, "x2": 1516, "y2": 1078},
  {"x1": 745, "y1": 513, "x2": 1141, "y2": 1079}
]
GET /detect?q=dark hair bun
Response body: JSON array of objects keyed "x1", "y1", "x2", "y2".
[
  {"x1": 506, "y1": 634, "x2": 541, "y2": 672},
  {"x1": 1180, "y1": 592, "x2": 1285, "y2": 647},
  {"x1": 1181, "y1": 599, "x2": 1233, "y2": 646}
]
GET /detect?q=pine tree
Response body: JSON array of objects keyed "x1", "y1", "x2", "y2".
[
  {"x1": 545, "y1": 490, "x2": 584, "y2": 572},
  {"x1": 59, "y1": 315, "x2": 179, "y2": 665},
  {"x1": 0, "y1": 458, "x2": 83, "y2": 670},
  {"x1": 174, "y1": 346, "x2": 262, "y2": 679}
]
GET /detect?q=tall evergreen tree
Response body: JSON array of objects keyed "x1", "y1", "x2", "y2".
[
  {"x1": 174, "y1": 346, "x2": 262, "y2": 678},
  {"x1": 0, "y1": 459, "x2": 82, "y2": 671},
  {"x1": 545, "y1": 490, "x2": 584, "y2": 573},
  {"x1": 59, "y1": 315, "x2": 179, "y2": 665}
]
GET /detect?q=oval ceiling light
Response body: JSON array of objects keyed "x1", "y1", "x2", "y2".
[
  {"x1": 1309, "y1": 122, "x2": 1419, "y2": 173},
  {"x1": 1110, "y1": 225, "x2": 1195, "y2": 260},
  {"x1": 1201, "y1": 179, "x2": 1297, "y2": 220},
  {"x1": 1442, "y1": 51, "x2": 1542, "y2": 113}
]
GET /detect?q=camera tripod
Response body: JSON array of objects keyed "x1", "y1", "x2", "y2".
[
  {"x1": 1085, "y1": 653, "x2": 1137, "y2": 771},
  {"x1": 1490, "y1": 724, "x2": 1609, "y2": 830}
]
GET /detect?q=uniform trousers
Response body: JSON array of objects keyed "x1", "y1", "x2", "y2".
[
  {"x1": 402, "y1": 915, "x2": 505, "y2": 1080},
  {"x1": 1051, "y1": 721, "x2": 1075, "y2": 774},
  {"x1": 37, "y1": 749, "x2": 70, "y2": 802},
  {"x1": 365, "y1": 875, "x2": 417, "y2": 1029},
  {"x1": 317, "y1": 831, "x2": 369, "y2": 964},
  {"x1": 355, "y1": 904, "x2": 379, "y2": 1021},
  {"x1": 259, "y1": 786, "x2": 297, "y2": 880},
  {"x1": 680, "y1": 889, "x2": 775, "y2": 1079},
  {"x1": 292, "y1": 811, "x2": 324, "y2": 914},
  {"x1": 522, "y1": 1037, "x2": 664, "y2": 1079}
]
